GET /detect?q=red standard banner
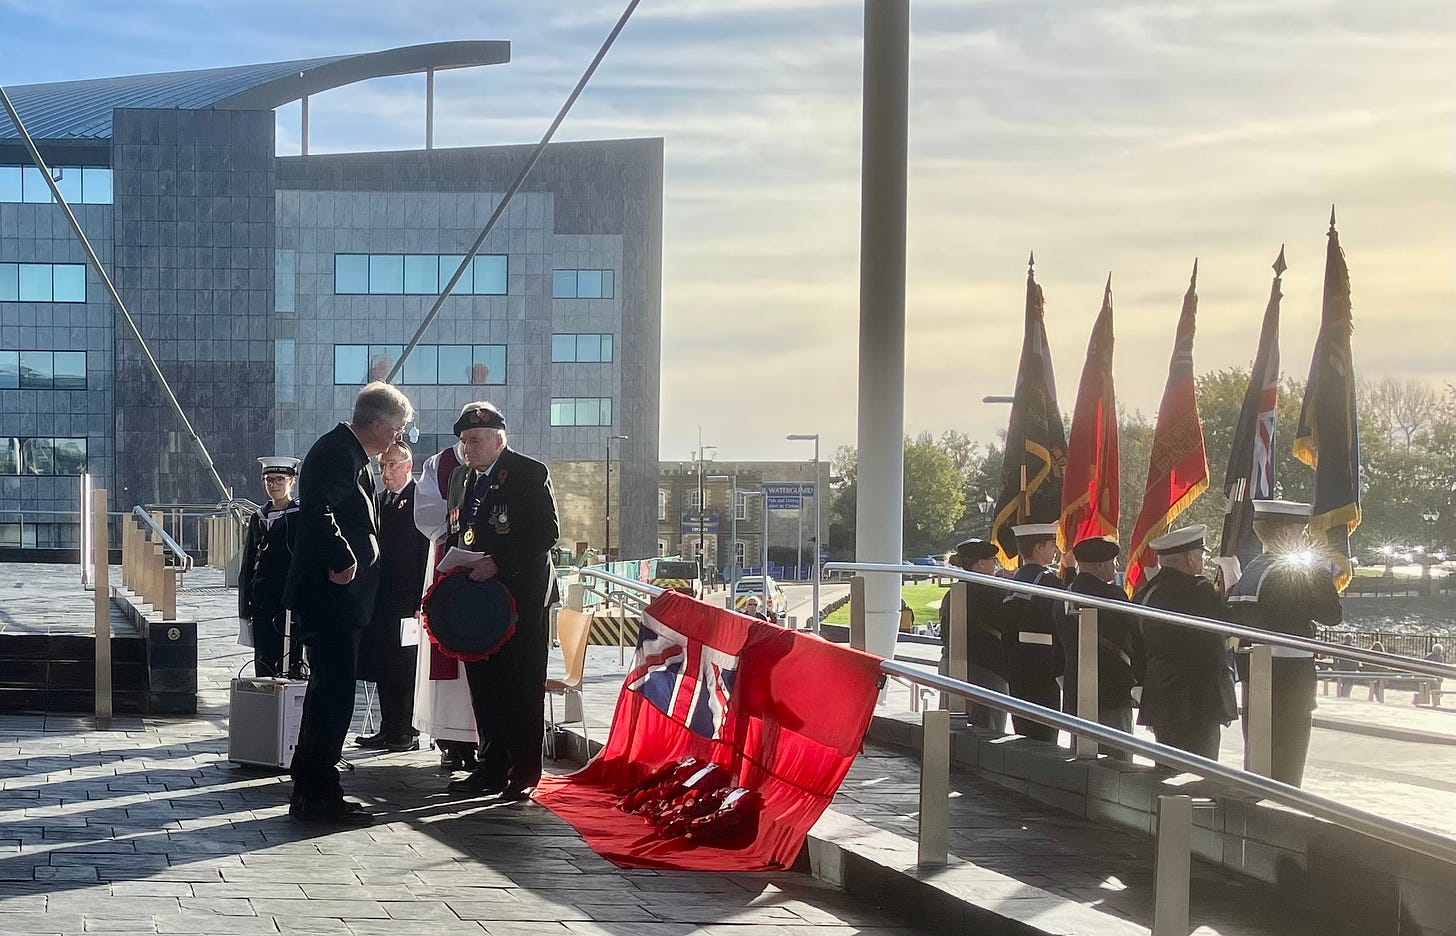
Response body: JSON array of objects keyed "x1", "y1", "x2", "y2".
[{"x1": 534, "y1": 591, "x2": 882, "y2": 871}]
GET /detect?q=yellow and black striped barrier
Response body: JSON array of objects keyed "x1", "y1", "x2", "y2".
[{"x1": 586, "y1": 612, "x2": 641, "y2": 647}]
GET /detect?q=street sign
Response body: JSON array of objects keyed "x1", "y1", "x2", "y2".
[
  {"x1": 680, "y1": 513, "x2": 720, "y2": 534},
  {"x1": 764, "y1": 482, "x2": 816, "y2": 510}
]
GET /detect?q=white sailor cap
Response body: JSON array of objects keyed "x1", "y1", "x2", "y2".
[
  {"x1": 258, "y1": 456, "x2": 300, "y2": 477},
  {"x1": 1252, "y1": 499, "x2": 1311, "y2": 519},
  {"x1": 1011, "y1": 522, "x2": 1059, "y2": 539},
  {"x1": 1148, "y1": 524, "x2": 1206, "y2": 554}
]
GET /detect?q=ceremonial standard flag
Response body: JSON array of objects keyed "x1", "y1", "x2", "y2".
[
  {"x1": 1059, "y1": 276, "x2": 1119, "y2": 551},
  {"x1": 535, "y1": 592, "x2": 881, "y2": 871},
  {"x1": 1294, "y1": 210, "x2": 1361, "y2": 590},
  {"x1": 1125, "y1": 263, "x2": 1210, "y2": 593},
  {"x1": 991, "y1": 255, "x2": 1068, "y2": 567},
  {"x1": 1220, "y1": 249, "x2": 1284, "y2": 568}
]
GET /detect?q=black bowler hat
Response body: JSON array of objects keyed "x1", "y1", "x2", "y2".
[
  {"x1": 1072, "y1": 537, "x2": 1120, "y2": 563},
  {"x1": 953, "y1": 539, "x2": 999, "y2": 563},
  {"x1": 421, "y1": 570, "x2": 518, "y2": 662}
]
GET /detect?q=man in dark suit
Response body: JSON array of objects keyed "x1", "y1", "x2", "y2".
[
  {"x1": 356, "y1": 441, "x2": 430, "y2": 753},
  {"x1": 1134, "y1": 525, "x2": 1236, "y2": 760},
  {"x1": 1057, "y1": 536, "x2": 1144, "y2": 760},
  {"x1": 285, "y1": 381, "x2": 414, "y2": 825},
  {"x1": 442, "y1": 403, "x2": 560, "y2": 800},
  {"x1": 1001, "y1": 523, "x2": 1065, "y2": 743},
  {"x1": 937, "y1": 539, "x2": 1009, "y2": 733}
]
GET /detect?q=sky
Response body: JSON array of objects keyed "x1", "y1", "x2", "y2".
[{"x1": 4, "y1": 0, "x2": 1453, "y2": 464}]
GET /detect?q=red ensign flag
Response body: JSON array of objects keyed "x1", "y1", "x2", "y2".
[{"x1": 1059, "y1": 277, "x2": 1119, "y2": 551}]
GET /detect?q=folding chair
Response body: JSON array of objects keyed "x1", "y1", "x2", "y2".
[{"x1": 545, "y1": 608, "x2": 593, "y2": 758}]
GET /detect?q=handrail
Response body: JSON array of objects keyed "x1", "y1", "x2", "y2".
[
  {"x1": 827, "y1": 561, "x2": 1456, "y2": 680},
  {"x1": 131, "y1": 506, "x2": 193, "y2": 572},
  {"x1": 580, "y1": 567, "x2": 666, "y2": 599},
  {"x1": 575, "y1": 566, "x2": 1456, "y2": 866}
]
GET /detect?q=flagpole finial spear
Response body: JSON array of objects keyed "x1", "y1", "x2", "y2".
[
  {"x1": 1329, "y1": 204, "x2": 1337, "y2": 232},
  {"x1": 1028, "y1": 250, "x2": 1036, "y2": 273},
  {"x1": 1274, "y1": 245, "x2": 1287, "y2": 277},
  {"x1": 1104, "y1": 272, "x2": 1112, "y2": 293}
]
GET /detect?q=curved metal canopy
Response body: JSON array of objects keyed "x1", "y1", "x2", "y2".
[{"x1": 1, "y1": 41, "x2": 510, "y2": 141}]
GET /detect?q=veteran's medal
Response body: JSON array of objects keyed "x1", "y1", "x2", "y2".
[
  {"x1": 462, "y1": 528, "x2": 475, "y2": 546},
  {"x1": 489, "y1": 505, "x2": 511, "y2": 535}
]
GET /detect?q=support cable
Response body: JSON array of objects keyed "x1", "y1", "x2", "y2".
[
  {"x1": 386, "y1": 0, "x2": 642, "y2": 382},
  {"x1": 0, "y1": 87, "x2": 232, "y2": 502}
]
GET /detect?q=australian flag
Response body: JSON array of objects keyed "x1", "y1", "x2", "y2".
[{"x1": 626, "y1": 612, "x2": 740, "y2": 740}]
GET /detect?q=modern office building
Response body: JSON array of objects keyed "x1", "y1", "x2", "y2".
[{"x1": 0, "y1": 42, "x2": 662, "y2": 558}]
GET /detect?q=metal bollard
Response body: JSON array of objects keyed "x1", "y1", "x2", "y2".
[
  {"x1": 92, "y1": 488, "x2": 112, "y2": 729},
  {"x1": 1245, "y1": 644, "x2": 1273, "y2": 777},
  {"x1": 1153, "y1": 794, "x2": 1193, "y2": 936},
  {"x1": 162, "y1": 556, "x2": 177, "y2": 622},
  {"x1": 849, "y1": 575, "x2": 867, "y2": 652},
  {"x1": 946, "y1": 582, "x2": 968, "y2": 715},
  {"x1": 1075, "y1": 607, "x2": 1100, "y2": 758},
  {"x1": 918, "y1": 708, "x2": 950, "y2": 867}
]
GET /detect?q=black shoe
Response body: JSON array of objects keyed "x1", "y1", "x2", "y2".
[
  {"x1": 447, "y1": 771, "x2": 508, "y2": 796},
  {"x1": 383, "y1": 736, "x2": 421, "y2": 753},
  {"x1": 289, "y1": 798, "x2": 376, "y2": 826},
  {"x1": 354, "y1": 733, "x2": 387, "y2": 749},
  {"x1": 496, "y1": 781, "x2": 534, "y2": 803},
  {"x1": 439, "y1": 751, "x2": 463, "y2": 771}
]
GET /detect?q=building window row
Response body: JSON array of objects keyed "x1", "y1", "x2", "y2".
[
  {"x1": 552, "y1": 269, "x2": 615, "y2": 299},
  {"x1": 335, "y1": 254, "x2": 508, "y2": 296},
  {"x1": 0, "y1": 263, "x2": 87, "y2": 303},
  {"x1": 551, "y1": 333, "x2": 614, "y2": 364},
  {"x1": 0, "y1": 166, "x2": 112, "y2": 205},
  {"x1": 0, "y1": 350, "x2": 87, "y2": 389},
  {"x1": 0, "y1": 437, "x2": 87, "y2": 476},
  {"x1": 334, "y1": 344, "x2": 507, "y2": 386},
  {"x1": 550, "y1": 397, "x2": 613, "y2": 427}
]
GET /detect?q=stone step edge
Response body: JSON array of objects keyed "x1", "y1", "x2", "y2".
[{"x1": 547, "y1": 724, "x2": 1147, "y2": 936}]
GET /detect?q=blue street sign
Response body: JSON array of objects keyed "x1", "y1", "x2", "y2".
[
  {"x1": 680, "y1": 512, "x2": 720, "y2": 533},
  {"x1": 763, "y1": 482, "x2": 816, "y2": 510}
]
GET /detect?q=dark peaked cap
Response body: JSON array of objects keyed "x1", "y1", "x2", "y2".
[
  {"x1": 953, "y1": 539, "x2": 999, "y2": 563},
  {"x1": 1072, "y1": 537, "x2": 1120, "y2": 563}
]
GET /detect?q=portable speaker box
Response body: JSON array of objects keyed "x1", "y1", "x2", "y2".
[{"x1": 228, "y1": 677, "x2": 307, "y2": 769}]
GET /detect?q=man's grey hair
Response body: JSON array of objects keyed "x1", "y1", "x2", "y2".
[{"x1": 352, "y1": 381, "x2": 414, "y2": 431}]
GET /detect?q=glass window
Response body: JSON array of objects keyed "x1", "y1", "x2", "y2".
[
  {"x1": 19, "y1": 351, "x2": 52, "y2": 389},
  {"x1": 552, "y1": 270, "x2": 577, "y2": 299},
  {"x1": 439, "y1": 256, "x2": 472, "y2": 294},
  {"x1": 21, "y1": 437, "x2": 55, "y2": 475},
  {"x1": 689, "y1": 489, "x2": 702, "y2": 510},
  {"x1": 275, "y1": 248, "x2": 297, "y2": 313},
  {"x1": 578, "y1": 398, "x2": 604, "y2": 427},
  {"x1": 0, "y1": 166, "x2": 20, "y2": 202},
  {"x1": 472, "y1": 255, "x2": 507, "y2": 295},
  {"x1": 53, "y1": 352, "x2": 86, "y2": 389},
  {"x1": 18, "y1": 264, "x2": 52, "y2": 301},
  {"x1": 368, "y1": 344, "x2": 403, "y2": 383},
  {"x1": 53, "y1": 167, "x2": 82, "y2": 203},
  {"x1": 274, "y1": 340, "x2": 295, "y2": 403},
  {"x1": 52, "y1": 264, "x2": 85, "y2": 302},
  {"x1": 576, "y1": 270, "x2": 603, "y2": 299},
  {"x1": 335, "y1": 254, "x2": 369, "y2": 294},
  {"x1": 601, "y1": 334, "x2": 614, "y2": 361},
  {"x1": 368, "y1": 254, "x2": 404, "y2": 294},
  {"x1": 437, "y1": 345, "x2": 472, "y2": 384},
  {"x1": 54, "y1": 438, "x2": 86, "y2": 476},
  {"x1": 0, "y1": 523, "x2": 18, "y2": 546},
  {"x1": 735, "y1": 491, "x2": 748, "y2": 521},
  {"x1": 0, "y1": 352, "x2": 17, "y2": 389},
  {"x1": 576, "y1": 334, "x2": 602, "y2": 363},
  {"x1": 600, "y1": 398, "x2": 612, "y2": 426},
  {"x1": 401, "y1": 345, "x2": 438, "y2": 385},
  {"x1": 551, "y1": 335, "x2": 577, "y2": 363},
  {"x1": 404, "y1": 255, "x2": 439, "y2": 295},
  {"x1": 0, "y1": 263, "x2": 16, "y2": 301},
  {"x1": 601, "y1": 270, "x2": 615, "y2": 299},
  {"x1": 82, "y1": 167, "x2": 112, "y2": 204},
  {"x1": 0, "y1": 438, "x2": 18, "y2": 475},
  {"x1": 21, "y1": 166, "x2": 51, "y2": 202},
  {"x1": 658, "y1": 490, "x2": 667, "y2": 521},
  {"x1": 472, "y1": 345, "x2": 506, "y2": 385},
  {"x1": 21, "y1": 524, "x2": 36, "y2": 549},
  {"x1": 551, "y1": 399, "x2": 576, "y2": 426},
  {"x1": 334, "y1": 345, "x2": 367, "y2": 385}
]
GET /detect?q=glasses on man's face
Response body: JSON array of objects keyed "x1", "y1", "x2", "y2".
[
  {"x1": 264, "y1": 476, "x2": 290, "y2": 485},
  {"x1": 380, "y1": 460, "x2": 410, "y2": 471},
  {"x1": 390, "y1": 424, "x2": 419, "y2": 445}
]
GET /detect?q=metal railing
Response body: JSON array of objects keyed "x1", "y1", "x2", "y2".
[
  {"x1": 577, "y1": 563, "x2": 1456, "y2": 935},
  {"x1": 132, "y1": 507, "x2": 193, "y2": 572}
]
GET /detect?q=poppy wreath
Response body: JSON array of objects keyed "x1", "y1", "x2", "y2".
[{"x1": 420, "y1": 566, "x2": 519, "y2": 662}]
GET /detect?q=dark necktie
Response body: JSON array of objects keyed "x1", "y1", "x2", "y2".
[{"x1": 386, "y1": 491, "x2": 398, "y2": 508}]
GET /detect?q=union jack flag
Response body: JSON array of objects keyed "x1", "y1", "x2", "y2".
[{"x1": 625, "y1": 612, "x2": 739, "y2": 740}]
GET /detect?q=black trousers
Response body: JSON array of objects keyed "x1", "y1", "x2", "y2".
[
  {"x1": 463, "y1": 605, "x2": 550, "y2": 788},
  {"x1": 1007, "y1": 676, "x2": 1060, "y2": 743},
  {"x1": 289, "y1": 624, "x2": 362, "y2": 802},
  {"x1": 253, "y1": 606, "x2": 302, "y2": 679},
  {"x1": 375, "y1": 647, "x2": 418, "y2": 740},
  {"x1": 1239, "y1": 658, "x2": 1316, "y2": 787},
  {"x1": 1152, "y1": 719, "x2": 1222, "y2": 761}
]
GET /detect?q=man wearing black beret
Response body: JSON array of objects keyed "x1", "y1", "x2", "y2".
[
  {"x1": 1057, "y1": 536, "x2": 1144, "y2": 760},
  {"x1": 442, "y1": 402, "x2": 560, "y2": 800},
  {"x1": 938, "y1": 539, "x2": 1009, "y2": 732}
]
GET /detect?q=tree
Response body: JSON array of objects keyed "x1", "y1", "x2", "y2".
[
  {"x1": 1366, "y1": 378, "x2": 1441, "y2": 449},
  {"x1": 903, "y1": 437, "x2": 966, "y2": 554}
]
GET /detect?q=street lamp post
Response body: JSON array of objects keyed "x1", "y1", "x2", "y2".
[
  {"x1": 787, "y1": 433, "x2": 821, "y2": 633},
  {"x1": 709, "y1": 474, "x2": 738, "y2": 594},
  {"x1": 604, "y1": 434, "x2": 629, "y2": 562},
  {"x1": 694, "y1": 430, "x2": 717, "y2": 577}
]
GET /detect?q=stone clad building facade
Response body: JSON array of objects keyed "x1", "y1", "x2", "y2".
[{"x1": 0, "y1": 43, "x2": 662, "y2": 559}]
